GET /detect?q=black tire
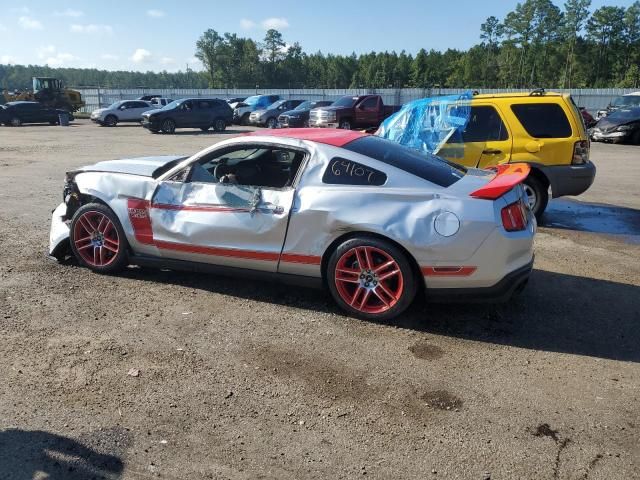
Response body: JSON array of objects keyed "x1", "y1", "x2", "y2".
[
  {"x1": 161, "y1": 118, "x2": 176, "y2": 134},
  {"x1": 200, "y1": 126, "x2": 210, "y2": 132},
  {"x1": 339, "y1": 118, "x2": 352, "y2": 130},
  {"x1": 523, "y1": 175, "x2": 549, "y2": 220},
  {"x1": 9, "y1": 117, "x2": 22, "y2": 127},
  {"x1": 326, "y1": 236, "x2": 417, "y2": 321},
  {"x1": 240, "y1": 113, "x2": 250, "y2": 126},
  {"x1": 266, "y1": 117, "x2": 278, "y2": 129},
  {"x1": 104, "y1": 115, "x2": 118, "y2": 127},
  {"x1": 213, "y1": 118, "x2": 226, "y2": 132},
  {"x1": 631, "y1": 129, "x2": 640, "y2": 145},
  {"x1": 69, "y1": 203, "x2": 129, "y2": 274}
]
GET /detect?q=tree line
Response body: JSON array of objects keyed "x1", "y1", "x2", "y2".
[{"x1": 1, "y1": 0, "x2": 638, "y2": 91}]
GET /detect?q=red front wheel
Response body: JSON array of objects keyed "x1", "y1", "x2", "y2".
[
  {"x1": 327, "y1": 237, "x2": 417, "y2": 320},
  {"x1": 70, "y1": 203, "x2": 129, "y2": 273}
]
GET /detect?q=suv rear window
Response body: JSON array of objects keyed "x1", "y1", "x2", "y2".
[
  {"x1": 511, "y1": 103, "x2": 572, "y2": 138},
  {"x1": 343, "y1": 136, "x2": 466, "y2": 187}
]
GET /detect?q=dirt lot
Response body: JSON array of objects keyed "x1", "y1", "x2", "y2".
[{"x1": 1, "y1": 120, "x2": 639, "y2": 480}]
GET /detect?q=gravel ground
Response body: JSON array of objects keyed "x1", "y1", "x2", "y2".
[{"x1": 0, "y1": 120, "x2": 639, "y2": 480}]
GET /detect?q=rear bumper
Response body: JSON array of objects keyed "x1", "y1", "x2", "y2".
[
  {"x1": 427, "y1": 258, "x2": 534, "y2": 303},
  {"x1": 541, "y1": 161, "x2": 596, "y2": 198}
]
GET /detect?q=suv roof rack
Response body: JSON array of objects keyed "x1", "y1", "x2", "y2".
[{"x1": 530, "y1": 88, "x2": 546, "y2": 96}]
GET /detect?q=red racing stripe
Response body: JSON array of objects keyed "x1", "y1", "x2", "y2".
[
  {"x1": 421, "y1": 266, "x2": 477, "y2": 277},
  {"x1": 154, "y1": 240, "x2": 280, "y2": 262},
  {"x1": 280, "y1": 253, "x2": 322, "y2": 265},
  {"x1": 127, "y1": 199, "x2": 154, "y2": 245}
]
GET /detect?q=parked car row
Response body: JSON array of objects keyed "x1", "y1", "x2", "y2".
[
  {"x1": 88, "y1": 97, "x2": 233, "y2": 134},
  {"x1": 228, "y1": 94, "x2": 402, "y2": 131}
]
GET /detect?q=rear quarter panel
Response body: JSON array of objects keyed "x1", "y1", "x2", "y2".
[{"x1": 279, "y1": 144, "x2": 499, "y2": 278}]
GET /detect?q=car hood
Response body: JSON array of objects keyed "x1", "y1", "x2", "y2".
[
  {"x1": 595, "y1": 113, "x2": 640, "y2": 130},
  {"x1": 74, "y1": 155, "x2": 188, "y2": 177},
  {"x1": 313, "y1": 106, "x2": 347, "y2": 113},
  {"x1": 280, "y1": 109, "x2": 308, "y2": 117}
]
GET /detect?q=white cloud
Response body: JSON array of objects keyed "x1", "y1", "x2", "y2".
[
  {"x1": 70, "y1": 24, "x2": 113, "y2": 35},
  {"x1": 240, "y1": 18, "x2": 256, "y2": 30},
  {"x1": 147, "y1": 9, "x2": 165, "y2": 18},
  {"x1": 46, "y1": 52, "x2": 76, "y2": 66},
  {"x1": 1, "y1": 55, "x2": 16, "y2": 64},
  {"x1": 54, "y1": 8, "x2": 83, "y2": 17},
  {"x1": 37, "y1": 45, "x2": 56, "y2": 59},
  {"x1": 35, "y1": 45, "x2": 76, "y2": 66},
  {"x1": 160, "y1": 57, "x2": 175, "y2": 65},
  {"x1": 10, "y1": 7, "x2": 30, "y2": 14},
  {"x1": 101, "y1": 53, "x2": 119, "y2": 61},
  {"x1": 131, "y1": 48, "x2": 151, "y2": 63},
  {"x1": 18, "y1": 16, "x2": 43, "y2": 30},
  {"x1": 0, "y1": 24, "x2": 7, "y2": 32},
  {"x1": 262, "y1": 17, "x2": 289, "y2": 30}
]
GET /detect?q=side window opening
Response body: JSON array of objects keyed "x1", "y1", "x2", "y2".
[
  {"x1": 360, "y1": 97, "x2": 378, "y2": 110},
  {"x1": 458, "y1": 105, "x2": 509, "y2": 142},
  {"x1": 511, "y1": 103, "x2": 572, "y2": 138},
  {"x1": 188, "y1": 146, "x2": 307, "y2": 189}
]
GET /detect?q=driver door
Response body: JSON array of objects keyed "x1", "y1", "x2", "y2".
[{"x1": 148, "y1": 145, "x2": 303, "y2": 272}]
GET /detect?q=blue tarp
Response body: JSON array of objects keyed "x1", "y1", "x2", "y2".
[{"x1": 377, "y1": 91, "x2": 473, "y2": 157}]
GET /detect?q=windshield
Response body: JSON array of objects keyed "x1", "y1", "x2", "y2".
[
  {"x1": 108, "y1": 101, "x2": 123, "y2": 109},
  {"x1": 611, "y1": 96, "x2": 640, "y2": 108},
  {"x1": 268, "y1": 100, "x2": 286, "y2": 110},
  {"x1": 243, "y1": 95, "x2": 262, "y2": 106},
  {"x1": 332, "y1": 96, "x2": 358, "y2": 108},
  {"x1": 162, "y1": 100, "x2": 182, "y2": 110},
  {"x1": 294, "y1": 101, "x2": 312, "y2": 111}
]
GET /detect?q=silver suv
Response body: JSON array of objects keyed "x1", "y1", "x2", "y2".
[{"x1": 90, "y1": 100, "x2": 154, "y2": 127}]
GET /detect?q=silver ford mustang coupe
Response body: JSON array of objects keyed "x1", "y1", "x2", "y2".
[{"x1": 49, "y1": 129, "x2": 535, "y2": 320}]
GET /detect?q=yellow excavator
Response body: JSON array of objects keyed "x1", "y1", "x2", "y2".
[{"x1": 2, "y1": 77, "x2": 84, "y2": 112}]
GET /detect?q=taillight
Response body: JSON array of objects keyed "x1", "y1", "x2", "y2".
[
  {"x1": 501, "y1": 200, "x2": 527, "y2": 232},
  {"x1": 572, "y1": 140, "x2": 590, "y2": 165}
]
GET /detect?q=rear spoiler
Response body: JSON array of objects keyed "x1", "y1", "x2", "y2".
[{"x1": 470, "y1": 163, "x2": 531, "y2": 200}]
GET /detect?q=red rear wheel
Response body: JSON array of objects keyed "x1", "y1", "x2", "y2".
[
  {"x1": 70, "y1": 203, "x2": 128, "y2": 273},
  {"x1": 328, "y1": 237, "x2": 416, "y2": 320}
]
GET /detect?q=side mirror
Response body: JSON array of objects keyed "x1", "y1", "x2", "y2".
[{"x1": 119, "y1": 105, "x2": 127, "y2": 110}]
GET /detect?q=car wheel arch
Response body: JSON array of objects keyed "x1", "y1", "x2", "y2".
[{"x1": 319, "y1": 231, "x2": 422, "y2": 288}]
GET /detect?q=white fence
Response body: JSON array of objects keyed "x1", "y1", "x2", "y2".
[{"x1": 75, "y1": 87, "x2": 638, "y2": 114}]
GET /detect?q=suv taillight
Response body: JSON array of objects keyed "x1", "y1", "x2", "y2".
[
  {"x1": 501, "y1": 200, "x2": 527, "y2": 232},
  {"x1": 572, "y1": 140, "x2": 590, "y2": 165}
]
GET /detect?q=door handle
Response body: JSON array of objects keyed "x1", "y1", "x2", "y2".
[{"x1": 482, "y1": 149, "x2": 502, "y2": 155}]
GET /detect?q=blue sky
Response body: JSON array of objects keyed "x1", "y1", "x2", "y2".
[{"x1": 0, "y1": 0, "x2": 635, "y2": 71}]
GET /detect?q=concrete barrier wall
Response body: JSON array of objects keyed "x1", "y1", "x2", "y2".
[{"x1": 76, "y1": 87, "x2": 639, "y2": 114}]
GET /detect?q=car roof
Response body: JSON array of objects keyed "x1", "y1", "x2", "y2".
[
  {"x1": 472, "y1": 92, "x2": 565, "y2": 100},
  {"x1": 247, "y1": 128, "x2": 368, "y2": 147},
  {"x1": 6, "y1": 101, "x2": 39, "y2": 105}
]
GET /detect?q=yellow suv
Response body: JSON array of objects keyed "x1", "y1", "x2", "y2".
[{"x1": 439, "y1": 90, "x2": 595, "y2": 218}]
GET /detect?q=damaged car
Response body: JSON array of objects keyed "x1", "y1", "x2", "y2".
[
  {"x1": 49, "y1": 129, "x2": 535, "y2": 320},
  {"x1": 590, "y1": 107, "x2": 640, "y2": 144}
]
